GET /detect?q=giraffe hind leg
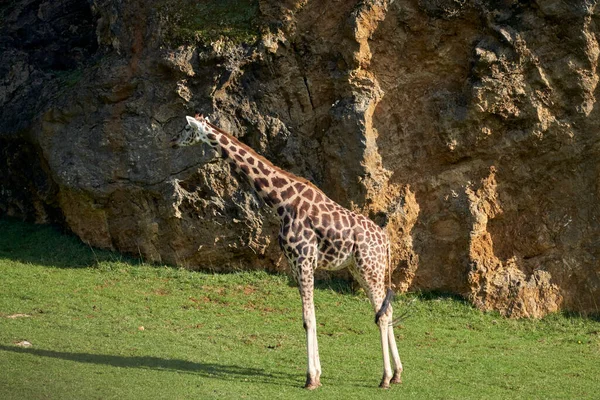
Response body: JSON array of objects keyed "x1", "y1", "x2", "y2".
[
  {"x1": 349, "y1": 255, "x2": 396, "y2": 388},
  {"x1": 375, "y1": 288, "x2": 394, "y2": 324},
  {"x1": 376, "y1": 298, "x2": 394, "y2": 389},
  {"x1": 387, "y1": 304, "x2": 403, "y2": 384},
  {"x1": 376, "y1": 289, "x2": 402, "y2": 383}
]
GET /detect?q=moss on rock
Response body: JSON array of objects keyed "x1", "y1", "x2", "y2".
[{"x1": 159, "y1": 0, "x2": 261, "y2": 46}]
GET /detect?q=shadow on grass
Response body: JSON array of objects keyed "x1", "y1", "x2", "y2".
[
  {"x1": 0, "y1": 218, "x2": 360, "y2": 298},
  {"x1": 411, "y1": 290, "x2": 470, "y2": 304},
  {"x1": 560, "y1": 310, "x2": 600, "y2": 323},
  {"x1": 313, "y1": 277, "x2": 356, "y2": 295},
  {"x1": 0, "y1": 217, "x2": 139, "y2": 269},
  {"x1": 0, "y1": 345, "x2": 298, "y2": 386}
]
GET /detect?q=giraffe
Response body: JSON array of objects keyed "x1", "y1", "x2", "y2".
[{"x1": 171, "y1": 115, "x2": 403, "y2": 389}]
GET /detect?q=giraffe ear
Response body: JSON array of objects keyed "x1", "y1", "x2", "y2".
[{"x1": 186, "y1": 116, "x2": 202, "y2": 129}]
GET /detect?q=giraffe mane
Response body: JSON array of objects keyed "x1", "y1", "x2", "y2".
[{"x1": 204, "y1": 120, "x2": 327, "y2": 197}]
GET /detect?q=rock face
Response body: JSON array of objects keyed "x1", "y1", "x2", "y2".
[{"x1": 1, "y1": 0, "x2": 599, "y2": 317}]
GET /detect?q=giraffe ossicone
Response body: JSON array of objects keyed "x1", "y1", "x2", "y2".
[{"x1": 172, "y1": 115, "x2": 403, "y2": 389}]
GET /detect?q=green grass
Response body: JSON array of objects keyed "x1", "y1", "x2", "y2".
[{"x1": 0, "y1": 218, "x2": 599, "y2": 399}]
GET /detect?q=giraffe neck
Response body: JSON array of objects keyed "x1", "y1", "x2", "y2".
[{"x1": 202, "y1": 122, "x2": 321, "y2": 213}]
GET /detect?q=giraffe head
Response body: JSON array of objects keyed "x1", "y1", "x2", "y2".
[{"x1": 171, "y1": 115, "x2": 211, "y2": 148}]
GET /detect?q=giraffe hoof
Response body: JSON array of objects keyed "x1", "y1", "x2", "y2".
[
  {"x1": 304, "y1": 376, "x2": 321, "y2": 390},
  {"x1": 379, "y1": 381, "x2": 391, "y2": 389},
  {"x1": 391, "y1": 373, "x2": 402, "y2": 384}
]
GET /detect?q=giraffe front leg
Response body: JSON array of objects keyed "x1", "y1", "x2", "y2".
[{"x1": 297, "y1": 261, "x2": 321, "y2": 389}]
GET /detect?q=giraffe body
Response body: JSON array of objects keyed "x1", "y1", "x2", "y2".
[{"x1": 173, "y1": 115, "x2": 403, "y2": 388}]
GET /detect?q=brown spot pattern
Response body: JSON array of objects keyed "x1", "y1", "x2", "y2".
[
  {"x1": 257, "y1": 161, "x2": 271, "y2": 176},
  {"x1": 280, "y1": 186, "x2": 296, "y2": 199},
  {"x1": 304, "y1": 188, "x2": 314, "y2": 202},
  {"x1": 271, "y1": 176, "x2": 289, "y2": 188}
]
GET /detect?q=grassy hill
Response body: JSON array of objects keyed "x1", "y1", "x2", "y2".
[{"x1": 0, "y1": 218, "x2": 598, "y2": 399}]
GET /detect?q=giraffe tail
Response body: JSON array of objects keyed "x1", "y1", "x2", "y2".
[{"x1": 375, "y1": 288, "x2": 394, "y2": 324}]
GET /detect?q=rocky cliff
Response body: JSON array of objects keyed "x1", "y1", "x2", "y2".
[{"x1": 1, "y1": 0, "x2": 599, "y2": 317}]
